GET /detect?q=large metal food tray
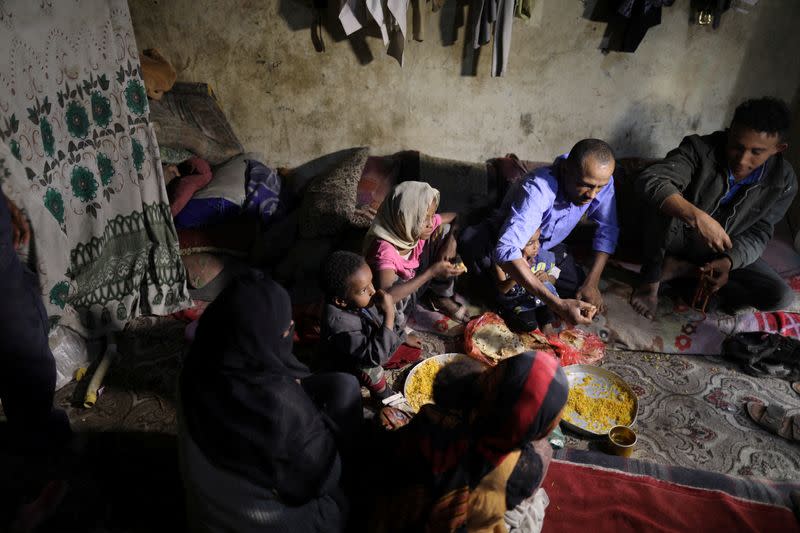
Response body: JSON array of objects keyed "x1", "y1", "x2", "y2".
[
  {"x1": 403, "y1": 353, "x2": 468, "y2": 412},
  {"x1": 561, "y1": 364, "x2": 639, "y2": 437}
]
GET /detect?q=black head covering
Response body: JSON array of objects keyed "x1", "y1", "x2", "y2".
[{"x1": 180, "y1": 271, "x2": 338, "y2": 504}]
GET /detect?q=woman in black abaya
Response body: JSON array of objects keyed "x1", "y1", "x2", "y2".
[{"x1": 178, "y1": 271, "x2": 361, "y2": 533}]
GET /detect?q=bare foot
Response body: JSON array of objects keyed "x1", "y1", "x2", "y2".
[
  {"x1": 404, "y1": 333, "x2": 423, "y2": 349},
  {"x1": 630, "y1": 281, "x2": 659, "y2": 320},
  {"x1": 428, "y1": 295, "x2": 468, "y2": 323},
  {"x1": 541, "y1": 323, "x2": 556, "y2": 336}
]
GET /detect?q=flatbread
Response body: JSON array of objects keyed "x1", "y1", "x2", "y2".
[
  {"x1": 520, "y1": 331, "x2": 550, "y2": 351},
  {"x1": 452, "y1": 260, "x2": 468, "y2": 274},
  {"x1": 471, "y1": 322, "x2": 526, "y2": 360}
]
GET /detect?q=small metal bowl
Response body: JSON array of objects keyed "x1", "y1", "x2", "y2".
[{"x1": 606, "y1": 425, "x2": 637, "y2": 457}]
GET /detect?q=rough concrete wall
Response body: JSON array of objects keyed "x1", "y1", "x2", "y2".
[{"x1": 128, "y1": 0, "x2": 800, "y2": 167}]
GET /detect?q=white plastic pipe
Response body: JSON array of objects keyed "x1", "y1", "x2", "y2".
[{"x1": 83, "y1": 337, "x2": 116, "y2": 408}]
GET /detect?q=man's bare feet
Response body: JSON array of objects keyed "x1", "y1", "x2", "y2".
[
  {"x1": 630, "y1": 256, "x2": 698, "y2": 320},
  {"x1": 630, "y1": 281, "x2": 659, "y2": 320},
  {"x1": 404, "y1": 333, "x2": 423, "y2": 349}
]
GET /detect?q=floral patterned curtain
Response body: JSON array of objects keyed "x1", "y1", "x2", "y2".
[{"x1": 0, "y1": 0, "x2": 190, "y2": 337}]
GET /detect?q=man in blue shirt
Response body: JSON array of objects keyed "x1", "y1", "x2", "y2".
[
  {"x1": 631, "y1": 97, "x2": 796, "y2": 318},
  {"x1": 461, "y1": 139, "x2": 619, "y2": 326}
]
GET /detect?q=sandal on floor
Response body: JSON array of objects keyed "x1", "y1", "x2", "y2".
[{"x1": 746, "y1": 402, "x2": 800, "y2": 442}]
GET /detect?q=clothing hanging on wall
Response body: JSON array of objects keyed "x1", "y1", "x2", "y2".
[
  {"x1": 387, "y1": 0, "x2": 410, "y2": 65},
  {"x1": 341, "y1": 0, "x2": 413, "y2": 65},
  {"x1": 339, "y1": 0, "x2": 365, "y2": 35},
  {"x1": 471, "y1": 0, "x2": 516, "y2": 77},
  {"x1": 514, "y1": 0, "x2": 533, "y2": 20},
  {"x1": 601, "y1": 0, "x2": 675, "y2": 53},
  {"x1": 411, "y1": 0, "x2": 428, "y2": 41},
  {"x1": 365, "y1": 0, "x2": 391, "y2": 44},
  {"x1": 492, "y1": 0, "x2": 515, "y2": 76},
  {"x1": 337, "y1": 0, "x2": 520, "y2": 74},
  {"x1": 409, "y1": 0, "x2": 445, "y2": 42},
  {"x1": 691, "y1": 0, "x2": 732, "y2": 29}
]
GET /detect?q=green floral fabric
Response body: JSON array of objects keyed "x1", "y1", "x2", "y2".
[{"x1": 0, "y1": 1, "x2": 190, "y2": 337}]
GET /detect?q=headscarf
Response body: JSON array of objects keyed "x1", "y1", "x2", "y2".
[
  {"x1": 470, "y1": 352, "x2": 567, "y2": 464},
  {"x1": 365, "y1": 351, "x2": 568, "y2": 532},
  {"x1": 180, "y1": 271, "x2": 338, "y2": 504},
  {"x1": 363, "y1": 181, "x2": 440, "y2": 254}
]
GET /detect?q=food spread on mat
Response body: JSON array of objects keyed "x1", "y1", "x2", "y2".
[
  {"x1": 471, "y1": 321, "x2": 528, "y2": 361},
  {"x1": 405, "y1": 358, "x2": 446, "y2": 411},
  {"x1": 563, "y1": 375, "x2": 634, "y2": 433}
]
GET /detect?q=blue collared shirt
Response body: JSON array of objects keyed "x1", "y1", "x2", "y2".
[
  {"x1": 719, "y1": 165, "x2": 765, "y2": 205},
  {"x1": 493, "y1": 157, "x2": 619, "y2": 264}
]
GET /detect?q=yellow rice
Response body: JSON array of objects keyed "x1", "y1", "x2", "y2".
[
  {"x1": 563, "y1": 375, "x2": 634, "y2": 433},
  {"x1": 406, "y1": 359, "x2": 444, "y2": 411}
]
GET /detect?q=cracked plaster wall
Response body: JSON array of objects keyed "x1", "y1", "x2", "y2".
[{"x1": 128, "y1": 0, "x2": 800, "y2": 168}]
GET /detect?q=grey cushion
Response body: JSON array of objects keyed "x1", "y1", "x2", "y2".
[{"x1": 416, "y1": 153, "x2": 490, "y2": 215}]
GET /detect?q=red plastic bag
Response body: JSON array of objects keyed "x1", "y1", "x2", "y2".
[
  {"x1": 464, "y1": 312, "x2": 512, "y2": 366},
  {"x1": 464, "y1": 312, "x2": 605, "y2": 367},
  {"x1": 546, "y1": 328, "x2": 605, "y2": 366}
]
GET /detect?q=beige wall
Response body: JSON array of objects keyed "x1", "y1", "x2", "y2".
[{"x1": 128, "y1": 0, "x2": 800, "y2": 167}]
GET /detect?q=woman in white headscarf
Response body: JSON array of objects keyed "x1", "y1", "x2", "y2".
[{"x1": 363, "y1": 181, "x2": 468, "y2": 329}]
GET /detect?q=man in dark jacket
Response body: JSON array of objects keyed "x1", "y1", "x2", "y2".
[{"x1": 630, "y1": 97, "x2": 796, "y2": 319}]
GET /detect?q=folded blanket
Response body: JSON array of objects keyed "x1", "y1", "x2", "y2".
[{"x1": 242, "y1": 160, "x2": 281, "y2": 226}]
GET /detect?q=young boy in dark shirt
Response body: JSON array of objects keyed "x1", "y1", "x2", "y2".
[{"x1": 321, "y1": 251, "x2": 406, "y2": 401}]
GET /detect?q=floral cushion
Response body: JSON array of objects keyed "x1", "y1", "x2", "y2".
[{"x1": 298, "y1": 147, "x2": 370, "y2": 238}]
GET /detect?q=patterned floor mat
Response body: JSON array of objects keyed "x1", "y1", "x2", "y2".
[
  {"x1": 569, "y1": 350, "x2": 800, "y2": 480},
  {"x1": 3, "y1": 316, "x2": 794, "y2": 531},
  {"x1": 47, "y1": 318, "x2": 800, "y2": 481}
]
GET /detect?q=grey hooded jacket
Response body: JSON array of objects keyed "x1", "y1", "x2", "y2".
[{"x1": 636, "y1": 131, "x2": 796, "y2": 281}]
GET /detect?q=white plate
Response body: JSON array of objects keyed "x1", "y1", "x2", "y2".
[
  {"x1": 403, "y1": 353, "x2": 469, "y2": 412},
  {"x1": 561, "y1": 364, "x2": 639, "y2": 437}
]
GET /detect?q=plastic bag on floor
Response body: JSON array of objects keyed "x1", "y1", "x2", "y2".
[
  {"x1": 505, "y1": 488, "x2": 549, "y2": 533},
  {"x1": 548, "y1": 328, "x2": 605, "y2": 366},
  {"x1": 49, "y1": 326, "x2": 89, "y2": 390},
  {"x1": 464, "y1": 312, "x2": 605, "y2": 367}
]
